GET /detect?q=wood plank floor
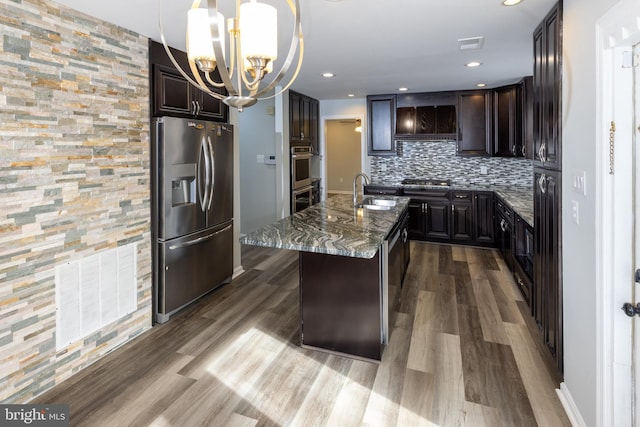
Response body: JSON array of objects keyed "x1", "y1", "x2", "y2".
[{"x1": 35, "y1": 242, "x2": 571, "y2": 426}]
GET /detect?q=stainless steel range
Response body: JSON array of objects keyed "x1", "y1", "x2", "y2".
[{"x1": 401, "y1": 178, "x2": 451, "y2": 186}]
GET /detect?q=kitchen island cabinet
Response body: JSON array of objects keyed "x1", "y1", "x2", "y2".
[{"x1": 240, "y1": 194, "x2": 410, "y2": 362}]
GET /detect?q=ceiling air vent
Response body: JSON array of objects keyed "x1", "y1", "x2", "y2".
[{"x1": 458, "y1": 37, "x2": 484, "y2": 50}]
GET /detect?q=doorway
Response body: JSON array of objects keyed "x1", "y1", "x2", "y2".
[
  {"x1": 325, "y1": 119, "x2": 364, "y2": 196},
  {"x1": 596, "y1": 1, "x2": 640, "y2": 425}
]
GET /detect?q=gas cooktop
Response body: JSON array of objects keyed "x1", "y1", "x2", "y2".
[{"x1": 401, "y1": 178, "x2": 451, "y2": 186}]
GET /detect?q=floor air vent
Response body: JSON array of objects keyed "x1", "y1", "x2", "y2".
[{"x1": 55, "y1": 243, "x2": 137, "y2": 350}]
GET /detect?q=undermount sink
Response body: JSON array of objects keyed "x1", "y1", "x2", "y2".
[{"x1": 359, "y1": 198, "x2": 397, "y2": 210}]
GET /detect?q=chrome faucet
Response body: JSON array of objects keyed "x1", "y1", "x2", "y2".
[{"x1": 352, "y1": 172, "x2": 370, "y2": 206}]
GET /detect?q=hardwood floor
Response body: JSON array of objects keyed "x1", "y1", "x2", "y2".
[{"x1": 35, "y1": 242, "x2": 570, "y2": 426}]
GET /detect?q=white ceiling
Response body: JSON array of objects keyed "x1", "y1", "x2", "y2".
[{"x1": 52, "y1": 0, "x2": 557, "y2": 100}]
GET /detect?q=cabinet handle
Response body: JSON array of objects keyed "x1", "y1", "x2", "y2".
[
  {"x1": 195, "y1": 101, "x2": 201, "y2": 115},
  {"x1": 451, "y1": 204, "x2": 455, "y2": 213},
  {"x1": 522, "y1": 145, "x2": 526, "y2": 157},
  {"x1": 538, "y1": 174, "x2": 547, "y2": 194},
  {"x1": 455, "y1": 195, "x2": 467, "y2": 199},
  {"x1": 541, "y1": 142, "x2": 547, "y2": 162},
  {"x1": 191, "y1": 101, "x2": 197, "y2": 115},
  {"x1": 301, "y1": 132, "x2": 305, "y2": 139}
]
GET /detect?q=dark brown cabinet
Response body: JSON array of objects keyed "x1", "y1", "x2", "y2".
[
  {"x1": 395, "y1": 105, "x2": 456, "y2": 137},
  {"x1": 457, "y1": 91, "x2": 492, "y2": 156},
  {"x1": 534, "y1": 168, "x2": 562, "y2": 373},
  {"x1": 367, "y1": 95, "x2": 397, "y2": 155},
  {"x1": 407, "y1": 189, "x2": 493, "y2": 246},
  {"x1": 493, "y1": 79, "x2": 533, "y2": 158},
  {"x1": 533, "y1": 2, "x2": 562, "y2": 169},
  {"x1": 493, "y1": 85, "x2": 518, "y2": 157},
  {"x1": 533, "y1": 1, "x2": 563, "y2": 375},
  {"x1": 514, "y1": 213, "x2": 534, "y2": 305},
  {"x1": 495, "y1": 196, "x2": 514, "y2": 271},
  {"x1": 451, "y1": 191, "x2": 473, "y2": 242},
  {"x1": 149, "y1": 40, "x2": 227, "y2": 122},
  {"x1": 425, "y1": 197, "x2": 451, "y2": 240},
  {"x1": 474, "y1": 192, "x2": 495, "y2": 244},
  {"x1": 290, "y1": 90, "x2": 319, "y2": 152}
]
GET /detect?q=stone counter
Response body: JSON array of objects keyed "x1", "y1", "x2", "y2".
[
  {"x1": 368, "y1": 181, "x2": 533, "y2": 228},
  {"x1": 240, "y1": 194, "x2": 410, "y2": 259}
]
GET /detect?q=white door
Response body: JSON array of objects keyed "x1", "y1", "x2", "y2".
[
  {"x1": 596, "y1": 2, "x2": 640, "y2": 424},
  {"x1": 633, "y1": 41, "x2": 640, "y2": 426}
]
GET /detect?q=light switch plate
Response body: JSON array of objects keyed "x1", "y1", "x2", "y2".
[{"x1": 572, "y1": 170, "x2": 586, "y2": 195}]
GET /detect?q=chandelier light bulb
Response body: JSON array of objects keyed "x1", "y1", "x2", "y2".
[{"x1": 160, "y1": 0, "x2": 303, "y2": 111}]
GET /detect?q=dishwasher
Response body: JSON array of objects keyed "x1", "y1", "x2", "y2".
[{"x1": 388, "y1": 209, "x2": 409, "y2": 298}]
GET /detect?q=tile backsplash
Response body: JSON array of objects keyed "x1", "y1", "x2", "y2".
[{"x1": 370, "y1": 140, "x2": 533, "y2": 187}]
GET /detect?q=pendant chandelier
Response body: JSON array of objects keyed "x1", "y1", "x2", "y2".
[{"x1": 159, "y1": 0, "x2": 303, "y2": 111}]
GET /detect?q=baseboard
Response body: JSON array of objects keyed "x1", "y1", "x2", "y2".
[
  {"x1": 232, "y1": 265, "x2": 245, "y2": 279},
  {"x1": 556, "y1": 382, "x2": 587, "y2": 427}
]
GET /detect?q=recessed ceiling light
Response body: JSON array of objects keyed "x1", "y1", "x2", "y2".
[
  {"x1": 322, "y1": 72, "x2": 335, "y2": 78},
  {"x1": 477, "y1": 83, "x2": 486, "y2": 87},
  {"x1": 466, "y1": 61, "x2": 482, "y2": 68},
  {"x1": 398, "y1": 87, "x2": 409, "y2": 92},
  {"x1": 348, "y1": 94, "x2": 355, "y2": 97},
  {"x1": 503, "y1": 0, "x2": 522, "y2": 5}
]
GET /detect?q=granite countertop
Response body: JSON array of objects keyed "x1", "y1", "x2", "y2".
[
  {"x1": 240, "y1": 194, "x2": 410, "y2": 259},
  {"x1": 368, "y1": 180, "x2": 534, "y2": 227}
]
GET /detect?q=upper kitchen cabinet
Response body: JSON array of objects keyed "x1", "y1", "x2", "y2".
[
  {"x1": 149, "y1": 40, "x2": 228, "y2": 122},
  {"x1": 395, "y1": 92, "x2": 457, "y2": 140},
  {"x1": 492, "y1": 78, "x2": 533, "y2": 158},
  {"x1": 493, "y1": 85, "x2": 519, "y2": 157},
  {"x1": 367, "y1": 94, "x2": 397, "y2": 156},
  {"x1": 457, "y1": 90, "x2": 492, "y2": 156},
  {"x1": 533, "y1": 2, "x2": 562, "y2": 170},
  {"x1": 289, "y1": 90, "x2": 319, "y2": 152}
]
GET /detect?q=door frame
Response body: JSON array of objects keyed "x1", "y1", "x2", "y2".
[
  {"x1": 595, "y1": 1, "x2": 640, "y2": 426},
  {"x1": 320, "y1": 114, "x2": 367, "y2": 201}
]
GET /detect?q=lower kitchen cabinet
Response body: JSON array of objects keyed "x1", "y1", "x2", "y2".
[
  {"x1": 534, "y1": 168, "x2": 562, "y2": 374},
  {"x1": 474, "y1": 191, "x2": 495, "y2": 245},
  {"x1": 451, "y1": 191, "x2": 473, "y2": 242},
  {"x1": 425, "y1": 198, "x2": 451, "y2": 240},
  {"x1": 513, "y1": 214, "x2": 534, "y2": 305},
  {"x1": 495, "y1": 195, "x2": 514, "y2": 270},
  {"x1": 407, "y1": 189, "x2": 493, "y2": 246}
]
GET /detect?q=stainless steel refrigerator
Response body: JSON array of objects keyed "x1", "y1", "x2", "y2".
[{"x1": 152, "y1": 116, "x2": 234, "y2": 323}]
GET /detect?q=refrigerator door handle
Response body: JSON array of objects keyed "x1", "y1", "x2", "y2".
[
  {"x1": 207, "y1": 136, "x2": 215, "y2": 211},
  {"x1": 197, "y1": 136, "x2": 206, "y2": 211},
  {"x1": 168, "y1": 224, "x2": 233, "y2": 250},
  {"x1": 201, "y1": 135, "x2": 212, "y2": 211}
]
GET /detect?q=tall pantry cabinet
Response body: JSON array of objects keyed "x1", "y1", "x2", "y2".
[{"x1": 532, "y1": 1, "x2": 563, "y2": 374}]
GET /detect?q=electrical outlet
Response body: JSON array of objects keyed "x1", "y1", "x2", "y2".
[
  {"x1": 480, "y1": 166, "x2": 488, "y2": 175},
  {"x1": 571, "y1": 200, "x2": 580, "y2": 224},
  {"x1": 381, "y1": 164, "x2": 387, "y2": 172}
]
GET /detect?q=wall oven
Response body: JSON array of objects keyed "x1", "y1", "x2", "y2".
[
  {"x1": 291, "y1": 146, "x2": 312, "y2": 189},
  {"x1": 292, "y1": 185, "x2": 313, "y2": 213}
]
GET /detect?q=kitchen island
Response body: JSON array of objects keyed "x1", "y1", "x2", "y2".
[{"x1": 241, "y1": 194, "x2": 410, "y2": 362}]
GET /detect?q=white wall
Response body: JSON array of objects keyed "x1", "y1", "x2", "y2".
[
  {"x1": 562, "y1": 0, "x2": 619, "y2": 425},
  {"x1": 319, "y1": 98, "x2": 368, "y2": 193},
  {"x1": 238, "y1": 99, "x2": 278, "y2": 234}
]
